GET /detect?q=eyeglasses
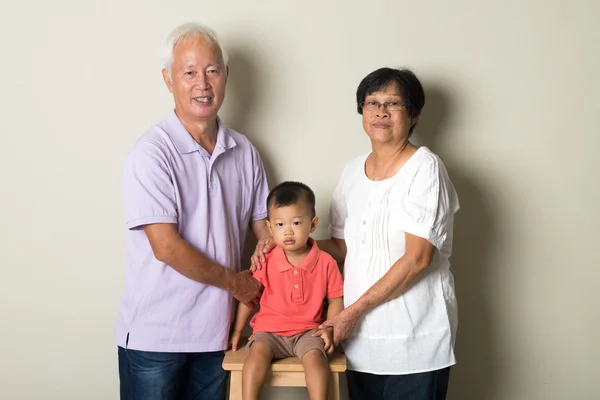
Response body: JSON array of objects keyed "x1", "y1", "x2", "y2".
[{"x1": 361, "y1": 100, "x2": 410, "y2": 112}]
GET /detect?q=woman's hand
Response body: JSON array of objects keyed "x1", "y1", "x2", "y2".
[
  {"x1": 319, "y1": 308, "x2": 360, "y2": 346},
  {"x1": 313, "y1": 327, "x2": 335, "y2": 355},
  {"x1": 250, "y1": 236, "x2": 276, "y2": 271}
]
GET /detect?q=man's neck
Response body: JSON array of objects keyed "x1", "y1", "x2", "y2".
[{"x1": 175, "y1": 110, "x2": 219, "y2": 154}]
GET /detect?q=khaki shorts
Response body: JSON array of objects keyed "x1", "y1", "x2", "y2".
[{"x1": 246, "y1": 329, "x2": 327, "y2": 360}]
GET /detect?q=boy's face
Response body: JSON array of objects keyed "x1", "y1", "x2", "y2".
[{"x1": 267, "y1": 202, "x2": 318, "y2": 254}]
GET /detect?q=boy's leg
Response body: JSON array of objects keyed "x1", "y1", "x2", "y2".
[
  {"x1": 185, "y1": 351, "x2": 227, "y2": 400},
  {"x1": 117, "y1": 346, "x2": 186, "y2": 400},
  {"x1": 301, "y1": 349, "x2": 329, "y2": 400},
  {"x1": 294, "y1": 330, "x2": 330, "y2": 400},
  {"x1": 242, "y1": 334, "x2": 280, "y2": 400}
]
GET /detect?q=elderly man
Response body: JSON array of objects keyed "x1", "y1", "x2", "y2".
[{"x1": 115, "y1": 23, "x2": 270, "y2": 400}]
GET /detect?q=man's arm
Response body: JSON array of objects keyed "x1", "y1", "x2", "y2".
[
  {"x1": 249, "y1": 219, "x2": 274, "y2": 269},
  {"x1": 250, "y1": 218, "x2": 271, "y2": 241},
  {"x1": 144, "y1": 223, "x2": 262, "y2": 307}
]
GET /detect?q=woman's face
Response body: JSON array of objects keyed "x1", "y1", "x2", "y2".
[{"x1": 361, "y1": 83, "x2": 418, "y2": 146}]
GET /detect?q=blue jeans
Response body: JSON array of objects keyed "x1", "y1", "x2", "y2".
[
  {"x1": 118, "y1": 346, "x2": 227, "y2": 400},
  {"x1": 346, "y1": 367, "x2": 451, "y2": 400}
]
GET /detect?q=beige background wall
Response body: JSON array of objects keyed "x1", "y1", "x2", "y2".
[{"x1": 1, "y1": 0, "x2": 599, "y2": 399}]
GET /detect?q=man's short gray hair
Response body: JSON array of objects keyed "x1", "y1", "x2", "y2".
[{"x1": 163, "y1": 22, "x2": 228, "y2": 77}]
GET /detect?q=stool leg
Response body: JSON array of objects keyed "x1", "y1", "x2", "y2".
[
  {"x1": 229, "y1": 371, "x2": 243, "y2": 400},
  {"x1": 328, "y1": 372, "x2": 340, "y2": 400}
]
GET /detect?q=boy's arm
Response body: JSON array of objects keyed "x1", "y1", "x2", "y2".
[
  {"x1": 327, "y1": 297, "x2": 344, "y2": 320},
  {"x1": 230, "y1": 303, "x2": 255, "y2": 351},
  {"x1": 325, "y1": 297, "x2": 344, "y2": 339}
]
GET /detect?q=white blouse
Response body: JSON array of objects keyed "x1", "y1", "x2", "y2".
[{"x1": 330, "y1": 147, "x2": 460, "y2": 374}]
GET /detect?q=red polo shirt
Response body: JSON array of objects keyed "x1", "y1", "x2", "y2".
[{"x1": 250, "y1": 238, "x2": 344, "y2": 336}]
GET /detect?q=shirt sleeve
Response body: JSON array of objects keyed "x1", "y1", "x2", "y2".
[
  {"x1": 329, "y1": 168, "x2": 348, "y2": 239},
  {"x1": 249, "y1": 145, "x2": 269, "y2": 221},
  {"x1": 398, "y1": 155, "x2": 459, "y2": 249},
  {"x1": 122, "y1": 142, "x2": 178, "y2": 230},
  {"x1": 251, "y1": 259, "x2": 268, "y2": 286},
  {"x1": 326, "y1": 259, "x2": 344, "y2": 299}
]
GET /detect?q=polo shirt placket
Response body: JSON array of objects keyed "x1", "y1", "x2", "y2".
[{"x1": 291, "y1": 266, "x2": 303, "y2": 303}]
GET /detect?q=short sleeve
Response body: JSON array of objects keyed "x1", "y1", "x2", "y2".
[
  {"x1": 326, "y1": 259, "x2": 344, "y2": 299},
  {"x1": 250, "y1": 146, "x2": 269, "y2": 221},
  {"x1": 329, "y1": 171, "x2": 347, "y2": 239},
  {"x1": 122, "y1": 143, "x2": 178, "y2": 230},
  {"x1": 399, "y1": 156, "x2": 459, "y2": 249},
  {"x1": 251, "y1": 257, "x2": 269, "y2": 286}
]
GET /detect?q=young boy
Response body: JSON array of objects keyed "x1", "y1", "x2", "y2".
[{"x1": 230, "y1": 181, "x2": 344, "y2": 400}]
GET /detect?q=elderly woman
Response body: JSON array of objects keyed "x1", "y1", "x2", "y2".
[
  {"x1": 252, "y1": 67, "x2": 459, "y2": 399},
  {"x1": 316, "y1": 67, "x2": 460, "y2": 400}
]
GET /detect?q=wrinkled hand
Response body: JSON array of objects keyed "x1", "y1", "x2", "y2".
[
  {"x1": 319, "y1": 309, "x2": 359, "y2": 346},
  {"x1": 250, "y1": 236, "x2": 276, "y2": 271},
  {"x1": 232, "y1": 270, "x2": 263, "y2": 308},
  {"x1": 229, "y1": 330, "x2": 243, "y2": 352},
  {"x1": 313, "y1": 327, "x2": 335, "y2": 355}
]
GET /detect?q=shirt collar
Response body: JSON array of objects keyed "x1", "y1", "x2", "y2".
[
  {"x1": 272, "y1": 237, "x2": 319, "y2": 273},
  {"x1": 163, "y1": 110, "x2": 237, "y2": 155}
]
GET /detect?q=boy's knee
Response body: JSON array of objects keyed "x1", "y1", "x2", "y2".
[
  {"x1": 300, "y1": 348, "x2": 327, "y2": 364},
  {"x1": 248, "y1": 340, "x2": 275, "y2": 359}
]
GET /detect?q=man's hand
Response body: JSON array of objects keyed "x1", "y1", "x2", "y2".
[
  {"x1": 250, "y1": 236, "x2": 276, "y2": 271},
  {"x1": 313, "y1": 327, "x2": 335, "y2": 355},
  {"x1": 319, "y1": 308, "x2": 359, "y2": 346},
  {"x1": 231, "y1": 270, "x2": 263, "y2": 308},
  {"x1": 229, "y1": 329, "x2": 243, "y2": 352}
]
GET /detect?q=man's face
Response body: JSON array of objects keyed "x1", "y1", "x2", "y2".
[{"x1": 162, "y1": 36, "x2": 228, "y2": 122}]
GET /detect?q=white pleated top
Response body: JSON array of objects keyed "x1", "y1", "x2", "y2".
[{"x1": 330, "y1": 146, "x2": 460, "y2": 374}]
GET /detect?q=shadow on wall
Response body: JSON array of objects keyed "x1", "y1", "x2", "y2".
[
  {"x1": 220, "y1": 44, "x2": 280, "y2": 269},
  {"x1": 417, "y1": 84, "x2": 499, "y2": 400},
  {"x1": 220, "y1": 44, "x2": 279, "y2": 188}
]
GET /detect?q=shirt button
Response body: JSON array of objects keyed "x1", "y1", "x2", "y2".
[
  {"x1": 293, "y1": 270, "x2": 298, "y2": 275},
  {"x1": 294, "y1": 284, "x2": 299, "y2": 289}
]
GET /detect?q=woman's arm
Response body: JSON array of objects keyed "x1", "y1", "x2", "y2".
[
  {"x1": 351, "y1": 233, "x2": 433, "y2": 309},
  {"x1": 317, "y1": 238, "x2": 347, "y2": 265},
  {"x1": 314, "y1": 297, "x2": 344, "y2": 354},
  {"x1": 321, "y1": 232, "x2": 435, "y2": 345}
]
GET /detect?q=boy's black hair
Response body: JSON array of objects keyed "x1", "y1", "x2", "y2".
[{"x1": 266, "y1": 181, "x2": 316, "y2": 218}]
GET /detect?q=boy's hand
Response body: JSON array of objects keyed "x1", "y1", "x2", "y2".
[
  {"x1": 229, "y1": 330, "x2": 243, "y2": 352},
  {"x1": 250, "y1": 236, "x2": 276, "y2": 271},
  {"x1": 313, "y1": 327, "x2": 335, "y2": 355}
]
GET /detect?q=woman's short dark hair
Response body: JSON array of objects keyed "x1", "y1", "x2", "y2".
[
  {"x1": 267, "y1": 181, "x2": 316, "y2": 218},
  {"x1": 356, "y1": 67, "x2": 425, "y2": 135}
]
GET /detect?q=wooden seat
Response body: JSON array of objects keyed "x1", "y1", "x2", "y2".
[{"x1": 222, "y1": 338, "x2": 346, "y2": 400}]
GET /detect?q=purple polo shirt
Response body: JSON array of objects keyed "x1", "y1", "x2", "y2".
[{"x1": 115, "y1": 110, "x2": 269, "y2": 353}]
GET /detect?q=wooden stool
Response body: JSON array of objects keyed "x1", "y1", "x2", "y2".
[{"x1": 222, "y1": 339, "x2": 346, "y2": 400}]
